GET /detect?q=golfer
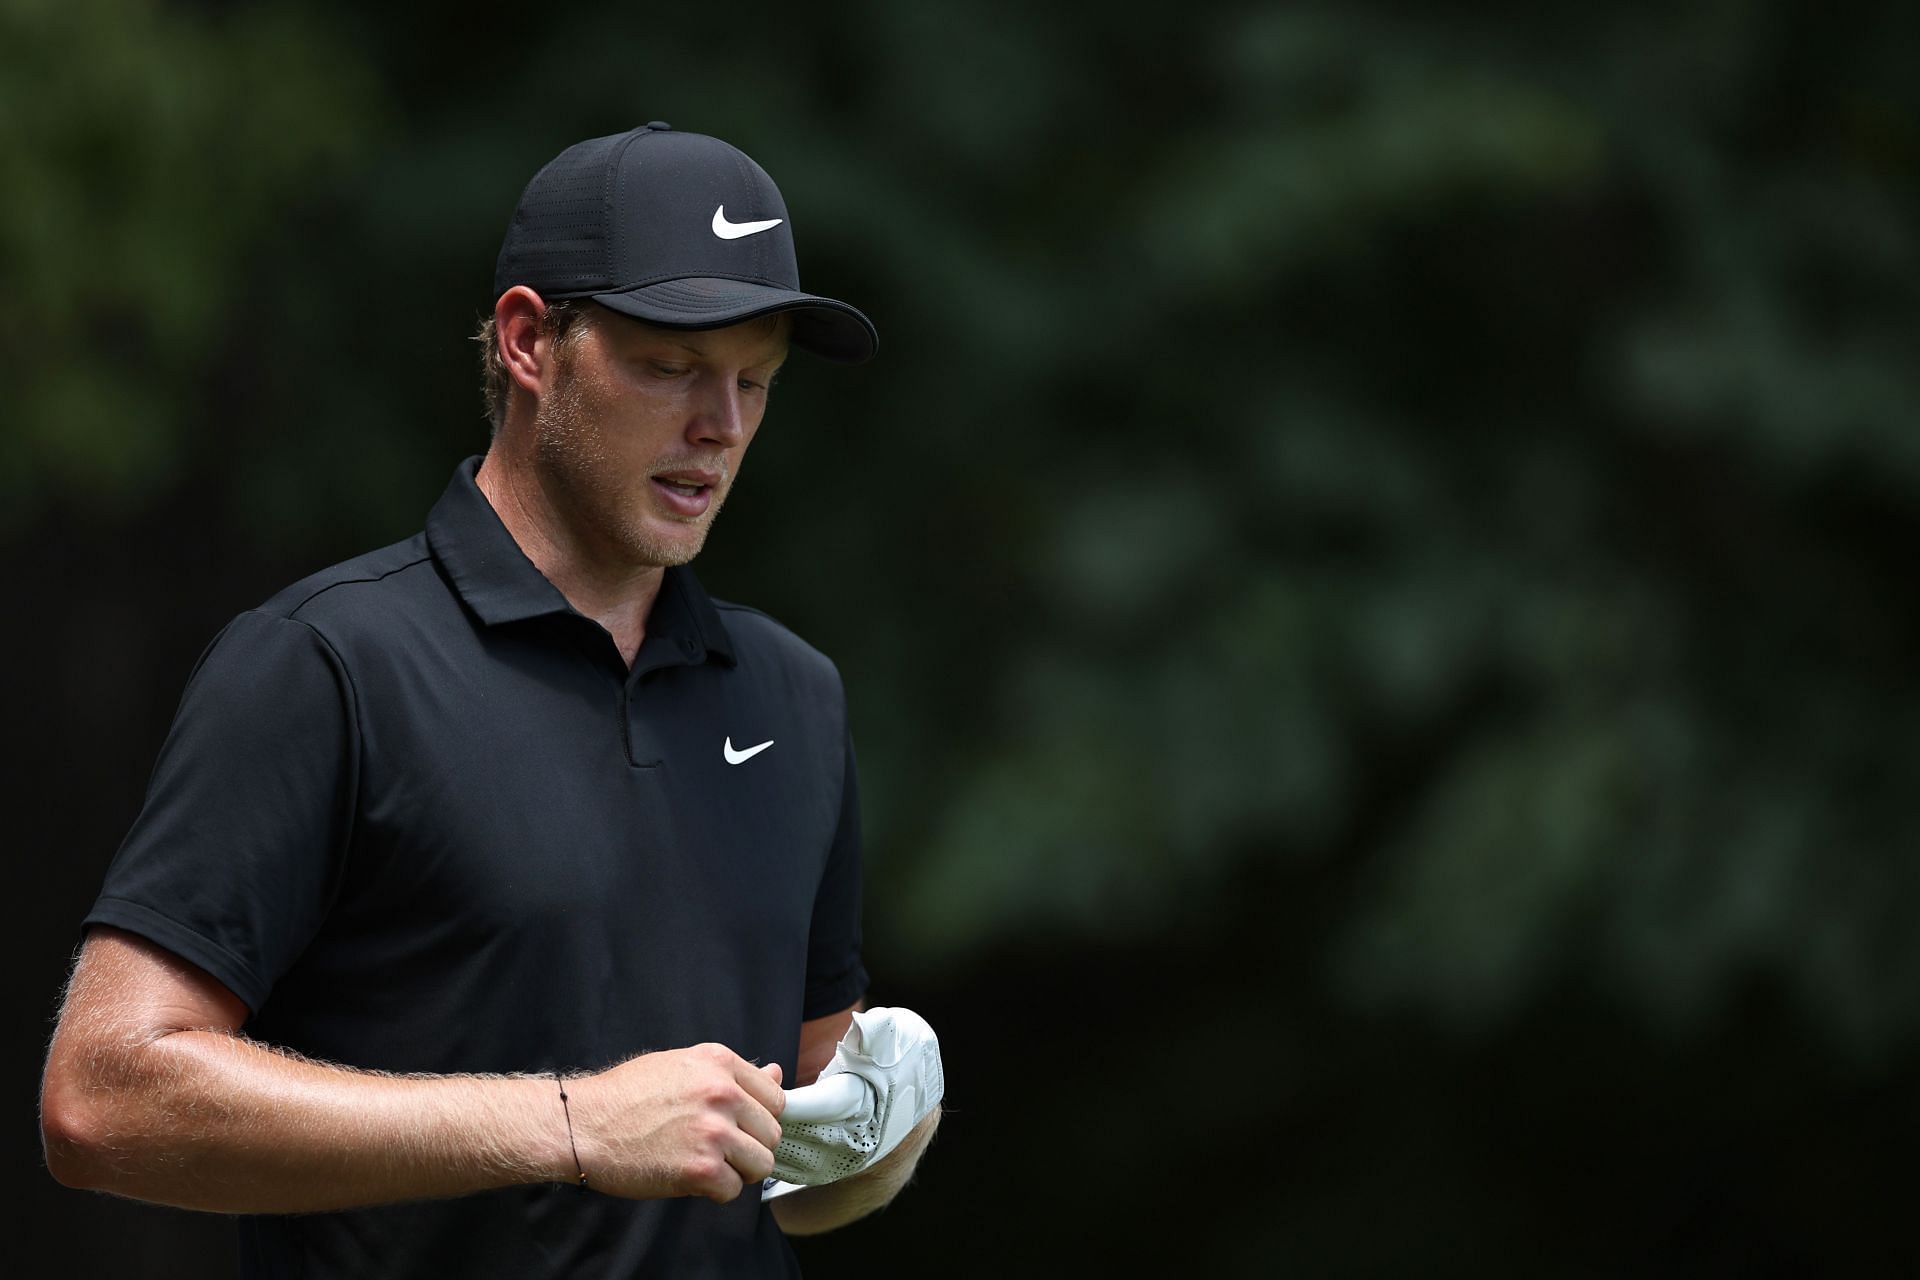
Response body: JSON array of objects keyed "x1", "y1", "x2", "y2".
[{"x1": 40, "y1": 122, "x2": 939, "y2": 1277}]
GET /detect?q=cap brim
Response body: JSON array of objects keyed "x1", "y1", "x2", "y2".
[{"x1": 589, "y1": 277, "x2": 878, "y2": 364}]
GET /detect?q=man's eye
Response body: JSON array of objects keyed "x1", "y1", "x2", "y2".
[{"x1": 650, "y1": 363, "x2": 689, "y2": 377}]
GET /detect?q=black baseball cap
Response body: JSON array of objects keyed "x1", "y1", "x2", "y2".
[{"x1": 494, "y1": 122, "x2": 877, "y2": 363}]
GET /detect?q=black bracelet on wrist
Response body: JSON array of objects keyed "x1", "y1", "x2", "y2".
[{"x1": 555, "y1": 1070, "x2": 589, "y2": 1188}]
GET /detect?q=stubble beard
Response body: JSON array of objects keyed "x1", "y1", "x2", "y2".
[{"x1": 531, "y1": 362, "x2": 731, "y2": 570}]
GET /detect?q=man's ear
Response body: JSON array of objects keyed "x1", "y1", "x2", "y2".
[{"x1": 495, "y1": 286, "x2": 550, "y2": 398}]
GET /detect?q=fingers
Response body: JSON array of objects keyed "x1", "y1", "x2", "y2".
[
  {"x1": 685, "y1": 1114, "x2": 777, "y2": 1204},
  {"x1": 734, "y1": 1087, "x2": 784, "y2": 1156},
  {"x1": 717, "y1": 1123, "x2": 777, "y2": 1198},
  {"x1": 701, "y1": 1050, "x2": 784, "y2": 1195},
  {"x1": 689, "y1": 1151, "x2": 746, "y2": 1204},
  {"x1": 737, "y1": 1057, "x2": 786, "y2": 1119}
]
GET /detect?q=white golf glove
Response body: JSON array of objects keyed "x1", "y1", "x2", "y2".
[{"x1": 763, "y1": 1006, "x2": 944, "y2": 1196}]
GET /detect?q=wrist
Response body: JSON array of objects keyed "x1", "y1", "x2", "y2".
[{"x1": 499, "y1": 1072, "x2": 589, "y2": 1188}]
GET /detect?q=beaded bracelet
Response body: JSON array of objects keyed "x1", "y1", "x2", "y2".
[{"x1": 554, "y1": 1070, "x2": 588, "y2": 1188}]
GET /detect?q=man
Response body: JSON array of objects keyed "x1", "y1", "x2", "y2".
[{"x1": 40, "y1": 122, "x2": 938, "y2": 1277}]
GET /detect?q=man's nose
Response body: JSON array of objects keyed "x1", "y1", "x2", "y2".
[{"x1": 688, "y1": 374, "x2": 748, "y2": 448}]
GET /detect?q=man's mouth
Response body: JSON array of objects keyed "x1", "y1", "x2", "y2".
[{"x1": 650, "y1": 468, "x2": 722, "y2": 516}]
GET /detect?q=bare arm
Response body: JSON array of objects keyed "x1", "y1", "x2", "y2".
[
  {"x1": 769, "y1": 1003, "x2": 942, "y2": 1236},
  {"x1": 40, "y1": 927, "x2": 787, "y2": 1213}
]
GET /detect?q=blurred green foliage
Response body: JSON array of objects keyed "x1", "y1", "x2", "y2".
[
  {"x1": 8, "y1": 0, "x2": 1919, "y2": 1056},
  {"x1": 7, "y1": 12, "x2": 1920, "y2": 1263},
  {"x1": 0, "y1": 0, "x2": 376, "y2": 521}
]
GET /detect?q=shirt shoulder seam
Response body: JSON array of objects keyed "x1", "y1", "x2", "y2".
[
  {"x1": 280, "y1": 553, "x2": 434, "y2": 621},
  {"x1": 240, "y1": 609, "x2": 367, "y2": 875}
]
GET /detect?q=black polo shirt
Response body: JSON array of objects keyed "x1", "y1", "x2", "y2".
[{"x1": 85, "y1": 456, "x2": 867, "y2": 1278}]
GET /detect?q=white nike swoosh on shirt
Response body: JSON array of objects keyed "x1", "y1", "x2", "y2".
[
  {"x1": 725, "y1": 737, "x2": 775, "y2": 764},
  {"x1": 712, "y1": 206, "x2": 784, "y2": 239}
]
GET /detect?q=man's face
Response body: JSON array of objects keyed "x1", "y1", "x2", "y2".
[{"x1": 530, "y1": 308, "x2": 789, "y2": 570}]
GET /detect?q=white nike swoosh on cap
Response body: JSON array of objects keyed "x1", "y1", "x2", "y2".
[
  {"x1": 712, "y1": 206, "x2": 784, "y2": 240},
  {"x1": 724, "y1": 737, "x2": 775, "y2": 764}
]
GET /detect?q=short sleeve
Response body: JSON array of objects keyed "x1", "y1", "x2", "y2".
[
  {"x1": 85, "y1": 609, "x2": 359, "y2": 1014},
  {"x1": 802, "y1": 732, "x2": 868, "y2": 1019}
]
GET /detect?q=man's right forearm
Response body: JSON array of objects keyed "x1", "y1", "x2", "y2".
[
  {"x1": 42, "y1": 927, "x2": 788, "y2": 1212},
  {"x1": 42, "y1": 1027, "x2": 575, "y2": 1213}
]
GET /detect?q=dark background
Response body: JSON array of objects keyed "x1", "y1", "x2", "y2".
[{"x1": 9, "y1": 0, "x2": 1920, "y2": 1274}]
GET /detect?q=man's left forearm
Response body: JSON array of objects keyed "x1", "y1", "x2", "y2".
[{"x1": 770, "y1": 1107, "x2": 941, "y2": 1236}]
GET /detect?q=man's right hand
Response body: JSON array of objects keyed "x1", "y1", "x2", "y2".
[{"x1": 569, "y1": 1045, "x2": 787, "y2": 1203}]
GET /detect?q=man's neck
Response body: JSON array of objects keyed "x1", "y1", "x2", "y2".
[{"x1": 474, "y1": 452, "x2": 662, "y2": 668}]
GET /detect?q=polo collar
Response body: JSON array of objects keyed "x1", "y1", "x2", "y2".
[
  {"x1": 426, "y1": 456, "x2": 736, "y2": 666},
  {"x1": 638, "y1": 558, "x2": 738, "y2": 670}
]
